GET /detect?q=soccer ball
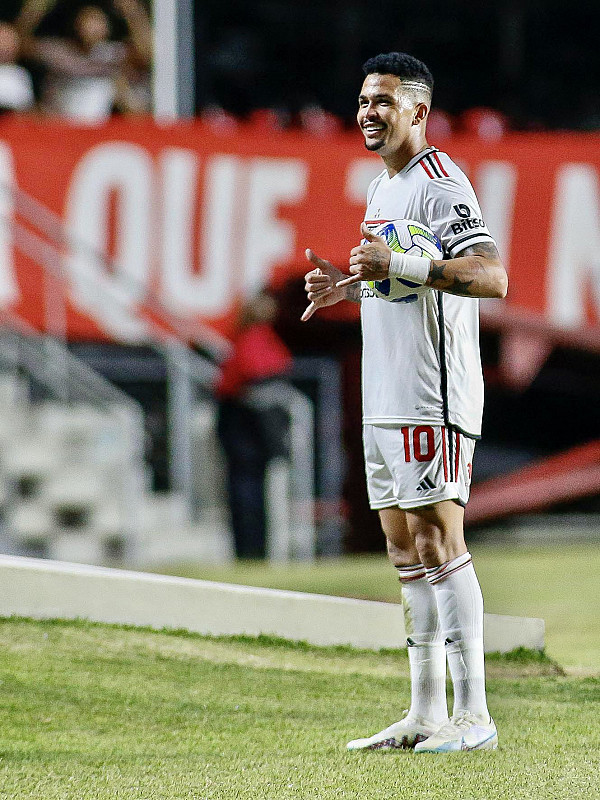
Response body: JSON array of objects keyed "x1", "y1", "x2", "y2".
[{"x1": 365, "y1": 218, "x2": 442, "y2": 303}]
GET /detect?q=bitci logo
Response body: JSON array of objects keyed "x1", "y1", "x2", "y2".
[{"x1": 453, "y1": 203, "x2": 472, "y2": 218}]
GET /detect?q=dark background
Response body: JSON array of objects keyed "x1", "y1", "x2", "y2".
[
  {"x1": 195, "y1": 0, "x2": 600, "y2": 130},
  {"x1": 4, "y1": 0, "x2": 599, "y2": 130}
]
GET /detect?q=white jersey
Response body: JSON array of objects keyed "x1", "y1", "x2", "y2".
[{"x1": 360, "y1": 146, "x2": 495, "y2": 438}]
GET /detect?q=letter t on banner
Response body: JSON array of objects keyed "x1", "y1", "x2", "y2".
[{"x1": 152, "y1": 0, "x2": 195, "y2": 119}]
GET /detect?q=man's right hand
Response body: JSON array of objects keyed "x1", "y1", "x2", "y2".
[{"x1": 301, "y1": 249, "x2": 347, "y2": 322}]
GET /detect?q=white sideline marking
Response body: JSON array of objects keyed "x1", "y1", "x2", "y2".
[{"x1": 0, "y1": 555, "x2": 544, "y2": 652}]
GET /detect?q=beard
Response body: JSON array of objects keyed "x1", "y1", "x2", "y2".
[
  {"x1": 362, "y1": 127, "x2": 387, "y2": 151},
  {"x1": 364, "y1": 138, "x2": 385, "y2": 151}
]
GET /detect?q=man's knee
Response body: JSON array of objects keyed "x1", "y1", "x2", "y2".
[
  {"x1": 385, "y1": 536, "x2": 417, "y2": 568},
  {"x1": 406, "y1": 500, "x2": 467, "y2": 567}
]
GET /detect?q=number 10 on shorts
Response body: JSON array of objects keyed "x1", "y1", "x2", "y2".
[{"x1": 401, "y1": 425, "x2": 435, "y2": 462}]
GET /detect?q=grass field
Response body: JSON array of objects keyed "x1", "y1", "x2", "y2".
[
  {"x1": 0, "y1": 617, "x2": 599, "y2": 800},
  {"x1": 155, "y1": 542, "x2": 600, "y2": 675},
  {"x1": 1, "y1": 542, "x2": 597, "y2": 797}
]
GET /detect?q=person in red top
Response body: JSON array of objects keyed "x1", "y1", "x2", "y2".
[{"x1": 216, "y1": 291, "x2": 292, "y2": 559}]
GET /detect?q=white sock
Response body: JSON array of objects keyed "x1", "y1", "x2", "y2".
[
  {"x1": 427, "y1": 552, "x2": 490, "y2": 721},
  {"x1": 398, "y1": 564, "x2": 448, "y2": 724}
]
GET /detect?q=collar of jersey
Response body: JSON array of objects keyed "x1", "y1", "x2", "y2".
[{"x1": 400, "y1": 146, "x2": 439, "y2": 174}]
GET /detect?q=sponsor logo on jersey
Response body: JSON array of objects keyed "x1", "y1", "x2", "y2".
[
  {"x1": 450, "y1": 217, "x2": 486, "y2": 235},
  {"x1": 453, "y1": 203, "x2": 472, "y2": 218},
  {"x1": 361, "y1": 283, "x2": 418, "y2": 303}
]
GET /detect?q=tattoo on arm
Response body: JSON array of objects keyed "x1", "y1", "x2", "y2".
[
  {"x1": 425, "y1": 241, "x2": 502, "y2": 297},
  {"x1": 426, "y1": 262, "x2": 475, "y2": 296},
  {"x1": 428, "y1": 262, "x2": 446, "y2": 284},
  {"x1": 345, "y1": 283, "x2": 361, "y2": 303}
]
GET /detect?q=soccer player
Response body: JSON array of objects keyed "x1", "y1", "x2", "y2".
[{"x1": 302, "y1": 52, "x2": 508, "y2": 753}]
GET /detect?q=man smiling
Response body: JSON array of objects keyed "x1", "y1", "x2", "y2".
[{"x1": 302, "y1": 52, "x2": 508, "y2": 754}]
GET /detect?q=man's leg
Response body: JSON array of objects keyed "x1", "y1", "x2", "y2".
[
  {"x1": 347, "y1": 506, "x2": 446, "y2": 750},
  {"x1": 405, "y1": 500, "x2": 497, "y2": 753},
  {"x1": 382, "y1": 507, "x2": 448, "y2": 726}
]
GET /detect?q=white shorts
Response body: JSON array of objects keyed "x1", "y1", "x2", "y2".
[{"x1": 363, "y1": 423, "x2": 475, "y2": 510}]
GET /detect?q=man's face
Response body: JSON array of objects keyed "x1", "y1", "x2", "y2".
[
  {"x1": 357, "y1": 73, "x2": 419, "y2": 155},
  {"x1": 75, "y1": 7, "x2": 110, "y2": 49}
]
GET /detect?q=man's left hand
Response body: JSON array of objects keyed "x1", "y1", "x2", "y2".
[{"x1": 337, "y1": 222, "x2": 391, "y2": 287}]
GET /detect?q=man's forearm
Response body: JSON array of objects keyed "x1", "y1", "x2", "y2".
[
  {"x1": 118, "y1": 0, "x2": 153, "y2": 65},
  {"x1": 425, "y1": 244, "x2": 508, "y2": 299},
  {"x1": 15, "y1": 0, "x2": 56, "y2": 37}
]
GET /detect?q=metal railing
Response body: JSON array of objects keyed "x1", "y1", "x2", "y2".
[
  {"x1": 0, "y1": 180, "x2": 323, "y2": 559},
  {"x1": 0, "y1": 312, "x2": 147, "y2": 563},
  {"x1": 1, "y1": 180, "x2": 223, "y2": 522}
]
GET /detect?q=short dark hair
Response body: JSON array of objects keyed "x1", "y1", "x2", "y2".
[{"x1": 362, "y1": 52, "x2": 434, "y2": 95}]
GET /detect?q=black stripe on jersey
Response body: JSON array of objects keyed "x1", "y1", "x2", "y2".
[
  {"x1": 454, "y1": 424, "x2": 481, "y2": 441},
  {"x1": 449, "y1": 233, "x2": 495, "y2": 253},
  {"x1": 425, "y1": 154, "x2": 444, "y2": 179},
  {"x1": 406, "y1": 147, "x2": 438, "y2": 173},
  {"x1": 436, "y1": 291, "x2": 451, "y2": 430},
  {"x1": 437, "y1": 290, "x2": 482, "y2": 442},
  {"x1": 437, "y1": 294, "x2": 462, "y2": 466}
]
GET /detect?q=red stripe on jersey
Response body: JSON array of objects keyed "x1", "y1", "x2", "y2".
[
  {"x1": 432, "y1": 151, "x2": 449, "y2": 178},
  {"x1": 441, "y1": 427, "x2": 448, "y2": 482},
  {"x1": 455, "y1": 432, "x2": 461, "y2": 481},
  {"x1": 364, "y1": 219, "x2": 391, "y2": 225},
  {"x1": 419, "y1": 161, "x2": 435, "y2": 179},
  {"x1": 420, "y1": 160, "x2": 435, "y2": 179}
]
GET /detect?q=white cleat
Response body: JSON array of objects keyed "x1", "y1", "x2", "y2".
[
  {"x1": 346, "y1": 712, "x2": 443, "y2": 751},
  {"x1": 414, "y1": 710, "x2": 498, "y2": 754}
]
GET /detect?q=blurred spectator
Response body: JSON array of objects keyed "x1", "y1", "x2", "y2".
[
  {"x1": 16, "y1": 0, "x2": 151, "y2": 121},
  {"x1": 111, "y1": 0, "x2": 152, "y2": 114},
  {"x1": 460, "y1": 107, "x2": 510, "y2": 140},
  {"x1": 0, "y1": 21, "x2": 34, "y2": 112},
  {"x1": 199, "y1": 103, "x2": 240, "y2": 134},
  {"x1": 298, "y1": 103, "x2": 343, "y2": 137},
  {"x1": 215, "y1": 291, "x2": 293, "y2": 559},
  {"x1": 426, "y1": 108, "x2": 454, "y2": 140},
  {"x1": 247, "y1": 106, "x2": 290, "y2": 132}
]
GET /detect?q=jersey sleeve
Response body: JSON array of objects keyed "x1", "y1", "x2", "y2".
[{"x1": 423, "y1": 174, "x2": 496, "y2": 258}]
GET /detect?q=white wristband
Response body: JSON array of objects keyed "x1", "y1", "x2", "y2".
[{"x1": 388, "y1": 250, "x2": 431, "y2": 285}]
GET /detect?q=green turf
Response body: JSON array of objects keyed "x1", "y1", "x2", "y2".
[
  {"x1": 0, "y1": 618, "x2": 597, "y2": 799},
  {"x1": 153, "y1": 542, "x2": 600, "y2": 674}
]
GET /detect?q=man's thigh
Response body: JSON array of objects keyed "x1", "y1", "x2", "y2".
[{"x1": 378, "y1": 505, "x2": 419, "y2": 565}]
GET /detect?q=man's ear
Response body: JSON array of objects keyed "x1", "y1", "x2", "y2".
[{"x1": 413, "y1": 102, "x2": 429, "y2": 125}]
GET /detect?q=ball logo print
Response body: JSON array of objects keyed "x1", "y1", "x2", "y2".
[{"x1": 365, "y1": 219, "x2": 442, "y2": 303}]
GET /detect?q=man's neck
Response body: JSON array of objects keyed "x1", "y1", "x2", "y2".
[{"x1": 382, "y1": 139, "x2": 430, "y2": 178}]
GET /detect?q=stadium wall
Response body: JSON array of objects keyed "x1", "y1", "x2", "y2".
[
  {"x1": 0, "y1": 554, "x2": 544, "y2": 652},
  {"x1": 1, "y1": 120, "x2": 599, "y2": 343}
]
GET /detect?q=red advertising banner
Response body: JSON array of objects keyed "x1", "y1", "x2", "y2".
[{"x1": 1, "y1": 117, "x2": 599, "y2": 343}]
